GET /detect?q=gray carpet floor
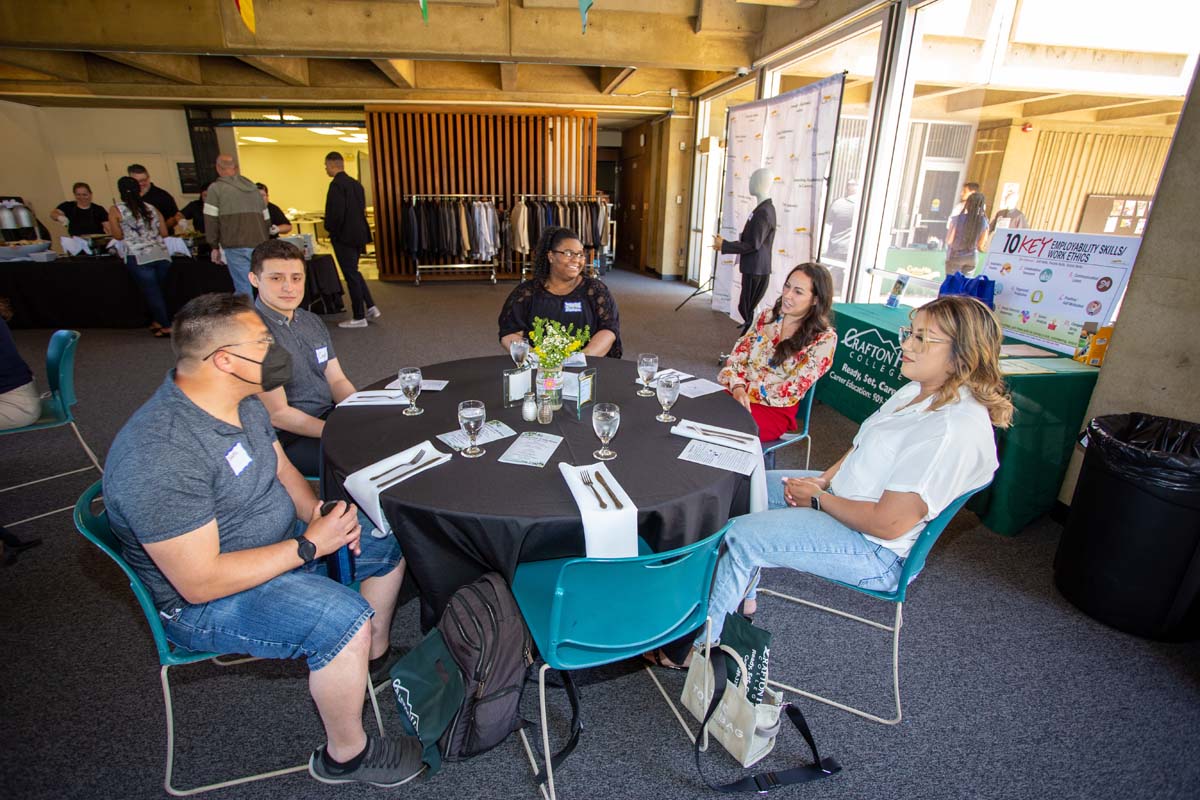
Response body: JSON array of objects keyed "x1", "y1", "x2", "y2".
[{"x1": 3, "y1": 269, "x2": 1198, "y2": 800}]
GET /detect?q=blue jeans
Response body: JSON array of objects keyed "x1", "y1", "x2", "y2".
[
  {"x1": 223, "y1": 246, "x2": 255, "y2": 299},
  {"x1": 163, "y1": 514, "x2": 402, "y2": 670},
  {"x1": 702, "y1": 470, "x2": 905, "y2": 643},
  {"x1": 124, "y1": 256, "x2": 171, "y2": 328}
]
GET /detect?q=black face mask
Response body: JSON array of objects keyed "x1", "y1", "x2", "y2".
[{"x1": 223, "y1": 343, "x2": 293, "y2": 392}]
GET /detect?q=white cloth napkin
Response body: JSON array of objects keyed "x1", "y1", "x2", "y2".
[
  {"x1": 336, "y1": 390, "x2": 411, "y2": 407},
  {"x1": 60, "y1": 236, "x2": 91, "y2": 256},
  {"x1": 343, "y1": 440, "x2": 451, "y2": 534},
  {"x1": 558, "y1": 462, "x2": 639, "y2": 558},
  {"x1": 670, "y1": 419, "x2": 768, "y2": 513},
  {"x1": 107, "y1": 239, "x2": 128, "y2": 259},
  {"x1": 164, "y1": 236, "x2": 191, "y2": 257}
]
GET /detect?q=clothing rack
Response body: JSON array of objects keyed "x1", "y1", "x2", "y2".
[
  {"x1": 512, "y1": 194, "x2": 612, "y2": 279},
  {"x1": 407, "y1": 193, "x2": 502, "y2": 285}
]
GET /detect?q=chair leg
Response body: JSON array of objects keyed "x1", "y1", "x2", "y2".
[
  {"x1": 804, "y1": 437, "x2": 812, "y2": 471},
  {"x1": 160, "y1": 664, "x2": 308, "y2": 797},
  {"x1": 366, "y1": 670, "x2": 385, "y2": 736},
  {"x1": 538, "y1": 664, "x2": 558, "y2": 800},
  {"x1": 642, "y1": 618, "x2": 711, "y2": 750},
  {"x1": 0, "y1": 466, "x2": 94, "y2": 494},
  {"x1": 70, "y1": 421, "x2": 104, "y2": 474},
  {"x1": 759, "y1": 589, "x2": 904, "y2": 725}
]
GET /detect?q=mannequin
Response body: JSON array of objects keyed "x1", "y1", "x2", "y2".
[{"x1": 713, "y1": 168, "x2": 776, "y2": 335}]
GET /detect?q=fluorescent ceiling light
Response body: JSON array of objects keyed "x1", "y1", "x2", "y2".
[
  {"x1": 335, "y1": 127, "x2": 363, "y2": 131},
  {"x1": 307, "y1": 127, "x2": 344, "y2": 135},
  {"x1": 240, "y1": 136, "x2": 277, "y2": 143},
  {"x1": 338, "y1": 136, "x2": 366, "y2": 143},
  {"x1": 262, "y1": 113, "x2": 302, "y2": 121}
]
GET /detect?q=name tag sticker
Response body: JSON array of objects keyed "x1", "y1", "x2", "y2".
[
  {"x1": 225, "y1": 442, "x2": 252, "y2": 476},
  {"x1": 563, "y1": 301, "x2": 583, "y2": 313},
  {"x1": 315, "y1": 346, "x2": 329, "y2": 364}
]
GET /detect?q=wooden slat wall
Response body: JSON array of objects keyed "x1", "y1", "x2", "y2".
[{"x1": 366, "y1": 109, "x2": 598, "y2": 280}]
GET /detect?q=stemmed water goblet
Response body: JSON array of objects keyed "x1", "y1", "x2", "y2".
[
  {"x1": 655, "y1": 373, "x2": 681, "y2": 423},
  {"x1": 509, "y1": 339, "x2": 530, "y2": 369},
  {"x1": 637, "y1": 353, "x2": 658, "y2": 397},
  {"x1": 458, "y1": 400, "x2": 487, "y2": 458},
  {"x1": 398, "y1": 367, "x2": 423, "y2": 416},
  {"x1": 592, "y1": 402, "x2": 620, "y2": 461}
]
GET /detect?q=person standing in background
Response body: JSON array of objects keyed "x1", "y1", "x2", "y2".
[
  {"x1": 204, "y1": 154, "x2": 269, "y2": 299},
  {"x1": 127, "y1": 164, "x2": 181, "y2": 232},
  {"x1": 51, "y1": 183, "x2": 110, "y2": 237},
  {"x1": 324, "y1": 152, "x2": 380, "y2": 329},
  {"x1": 256, "y1": 183, "x2": 293, "y2": 238},
  {"x1": 945, "y1": 191, "x2": 989, "y2": 276},
  {"x1": 713, "y1": 167, "x2": 776, "y2": 337},
  {"x1": 109, "y1": 176, "x2": 173, "y2": 337},
  {"x1": 180, "y1": 183, "x2": 210, "y2": 235}
]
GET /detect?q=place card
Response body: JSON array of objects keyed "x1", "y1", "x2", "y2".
[
  {"x1": 497, "y1": 432, "x2": 564, "y2": 468},
  {"x1": 677, "y1": 378, "x2": 725, "y2": 398},
  {"x1": 437, "y1": 420, "x2": 518, "y2": 451}
]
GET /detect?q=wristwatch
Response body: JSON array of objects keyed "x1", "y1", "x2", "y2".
[
  {"x1": 810, "y1": 490, "x2": 827, "y2": 512},
  {"x1": 295, "y1": 534, "x2": 317, "y2": 564}
]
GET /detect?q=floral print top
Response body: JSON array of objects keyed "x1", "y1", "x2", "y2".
[{"x1": 717, "y1": 309, "x2": 836, "y2": 407}]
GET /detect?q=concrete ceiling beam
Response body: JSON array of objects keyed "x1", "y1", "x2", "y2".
[
  {"x1": 600, "y1": 67, "x2": 637, "y2": 95},
  {"x1": 373, "y1": 59, "x2": 417, "y2": 89},
  {"x1": 237, "y1": 56, "x2": 310, "y2": 86},
  {"x1": 499, "y1": 62, "x2": 519, "y2": 92},
  {"x1": 99, "y1": 52, "x2": 202, "y2": 84},
  {"x1": 694, "y1": 0, "x2": 765, "y2": 38},
  {"x1": 0, "y1": 48, "x2": 88, "y2": 81},
  {"x1": 1021, "y1": 94, "x2": 1153, "y2": 118},
  {"x1": 1094, "y1": 99, "x2": 1184, "y2": 121},
  {"x1": 944, "y1": 88, "x2": 1060, "y2": 113}
]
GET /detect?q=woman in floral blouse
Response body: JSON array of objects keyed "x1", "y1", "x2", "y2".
[{"x1": 718, "y1": 262, "x2": 837, "y2": 442}]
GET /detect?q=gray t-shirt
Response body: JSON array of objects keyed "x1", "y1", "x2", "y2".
[
  {"x1": 256, "y1": 299, "x2": 336, "y2": 417},
  {"x1": 103, "y1": 372, "x2": 297, "y2": 612}
]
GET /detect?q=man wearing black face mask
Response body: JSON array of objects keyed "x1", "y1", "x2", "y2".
[{"x1": 102, "y1": 293, "x2": 420, "y2": 788}]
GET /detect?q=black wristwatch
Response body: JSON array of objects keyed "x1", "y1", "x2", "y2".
[{"x1": 295, "y1": 534, "x2": 317, "y2": 564}]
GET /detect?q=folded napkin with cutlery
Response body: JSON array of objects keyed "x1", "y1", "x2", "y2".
[
  {"x1": 558, "y1": 462, "x2": 639, "y2": 558},
  {"x1": 670, "y1": 419, "x2": 769, "y2": 513},
  {"x1": 344, "y1": 441, "x2": 451, "y2": 533},
  {"x1": 336, "y1": 390, "x2": 411, "y2": 408}
]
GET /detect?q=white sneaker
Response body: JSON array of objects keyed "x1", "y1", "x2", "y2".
[
  {"x1": 338, "y1": 318, "x2": 368, "y2": 329},
  {"x1": 365, "y1": 306, "x2": 382, "y2": 321}
]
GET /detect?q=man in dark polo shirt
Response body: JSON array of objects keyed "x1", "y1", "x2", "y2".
[
  {"x1": 102, "y1": 293, "x2": 419, "y2": 787},
  {"x1": 128, "y1": 163, "x2": 181, "y2": 232},
  {"x1": 249, "y1": 239, "x2": 355, "y2": 476}
]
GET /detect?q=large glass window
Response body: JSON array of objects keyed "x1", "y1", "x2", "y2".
[{"x1": 864, "y1": 0, "x2": 1197, "y2": 306}]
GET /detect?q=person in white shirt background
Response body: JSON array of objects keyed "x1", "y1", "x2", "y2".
[{"x1": 646, "y1": 295, "x2": 1013, "y2": 664}]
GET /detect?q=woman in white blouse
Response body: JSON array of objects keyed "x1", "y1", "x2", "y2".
[{"x1": 647, "y1": 295, "x2": 1013, "y2": 664}]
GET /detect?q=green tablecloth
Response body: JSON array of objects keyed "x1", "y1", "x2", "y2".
[{"x1": 815, "y1": 303, "x2": 1099, "y2": 536}]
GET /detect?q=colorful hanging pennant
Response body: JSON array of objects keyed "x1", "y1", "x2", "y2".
[
  {"x1": 418, "y1": 0, "x2": 429, "y2": 23},
  {"x1": 233, "y1": 0, "x2": 255, "y2": 34},
  {"x1": 579, "y1": 0, "x2": 593, "y2": 34}
]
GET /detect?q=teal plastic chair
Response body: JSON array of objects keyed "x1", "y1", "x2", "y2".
[
  {"x1": 1, "y1": 330, "x2": 103, "y2": 500},
  {"x1": 758, "y1": 484, "x2": 989, "y2": 725},
  {"x1": 761, "y1": 379, "x2": 819, "y2": 471},
  {"x1": 73, "y1": 481, "x2": 384, "y2": 796},
  {"x1": 510, "y1": 524, "x2": 729, "y2": 800}
]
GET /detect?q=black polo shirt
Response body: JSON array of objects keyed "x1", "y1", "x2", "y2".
[
  {"x1": 142, "y1": 184, "x2": 180, "y2": 222},
  {"x1": 55, "y1": 202, "x2": 109, "y2": 236}
]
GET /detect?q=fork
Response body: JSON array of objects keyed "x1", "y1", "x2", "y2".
[
  {"x1": 370, "y1": 449, "x2": 425, "y2": 482},
  {"x1": 580, "y1": 471, "x2": 608, "y2": 509}
]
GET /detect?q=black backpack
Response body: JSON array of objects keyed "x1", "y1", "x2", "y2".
[{"x1": 436, "y1": 572, "x2": 534, "y2": 760}]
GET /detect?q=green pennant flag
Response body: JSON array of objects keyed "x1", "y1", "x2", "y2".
[
  {"x1": 579, "y1": 0, "x2": 593, "y2": 34},
  {"x1": 418, "y1": 0, "x2": 428, "y2": 24}
]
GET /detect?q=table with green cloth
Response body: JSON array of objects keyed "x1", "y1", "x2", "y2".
[{"x1": 815, "y1": 302, "x2": 1099, "y2": 536}]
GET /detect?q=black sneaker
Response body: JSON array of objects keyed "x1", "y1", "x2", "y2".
[
  {"x1": 369, "y1": 645, "x2": 409, "y2": 687},
  {"x1": 308, "y1": 735, "x2": 425, "y2": 787}
]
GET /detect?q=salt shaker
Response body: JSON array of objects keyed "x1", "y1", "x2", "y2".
[{"x1": 521, "y1": 391, "x2": 538, "y2": 423}]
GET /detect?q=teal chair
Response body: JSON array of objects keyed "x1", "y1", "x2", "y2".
[
  {"x1": 511, "y1": 524, "x2": 729, "y2": 800},
  {"x1": 758, "y1": 484, "x2": 989, "y2": 725},
  {"x1": 761, "y1": 380, "x2": 819, "y2": 471},
  {"x1": 73, "y1": 481, "x2": 384, "y2": 796},
  {"x1": 1, "y1": 330, "x2": 103, "y2": 499}
]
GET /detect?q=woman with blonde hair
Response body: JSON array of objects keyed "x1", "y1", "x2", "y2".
[{"x1": 647, "y1": 295, "x2": 1012, "y2": 664}]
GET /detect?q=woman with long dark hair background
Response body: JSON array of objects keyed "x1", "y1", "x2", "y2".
[
  {"x1": 108, "y1": 176, "x2": 173, "y2": 337},
  {"x1": 945, "y1": 190, "x2": 989, "y2": 276}
]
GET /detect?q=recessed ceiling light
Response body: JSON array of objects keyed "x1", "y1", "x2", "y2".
[
  {"x1": 338, "y1": 136, "x2": 367, "y2": 143},
  {"x1": 307, "y1": 127, "x2": 344, "y2": 135},
  {"x1": 262, "y1": 113, "x2": 302, "y2": 121},
  {"x1": 240, "y1": 136, "x2": 277, "y2": 143}
]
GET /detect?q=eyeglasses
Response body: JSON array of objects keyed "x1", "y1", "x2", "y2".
[
  {"x1": 202, "y1": 335, "x2": 275, "y2": 361},
  {"x1": 898, "y1": 326, "x2": 949, "y2": 352},
  {"x1": 551, "y1": 249, "x2": 586, "y2": 261}
]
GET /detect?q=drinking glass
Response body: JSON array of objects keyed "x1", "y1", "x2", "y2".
[
  {"x1": 637, "y1": 353, "x2": 659, "y2": 397},
  {"x1": 458, "y1": 400, "x2": 487, "y2": 458},
  {"x1": 509, "y1": 338, "x2": 529, "y2": 369},
  {"x1": 655, "y1": 373, "x2": 681, "y2": 423},
  {"x1": 592, "y1": 402, "x2": 620, "y2": 461},
  {"x1": 398, "y1": 367, "x2": 423, "y2": 416}
]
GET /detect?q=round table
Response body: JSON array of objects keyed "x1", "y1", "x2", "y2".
[{"x1": 322, "y1": 355, "x2": 757, "y2": 627}]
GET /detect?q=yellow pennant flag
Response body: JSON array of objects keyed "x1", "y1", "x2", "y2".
[{"x1": 234, "y1": 0, "x2": 255, "y2": 34}]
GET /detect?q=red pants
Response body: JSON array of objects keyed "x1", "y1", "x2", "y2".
[{"x1": 750, "y1": 402, "x2": 798, "y2": 442}]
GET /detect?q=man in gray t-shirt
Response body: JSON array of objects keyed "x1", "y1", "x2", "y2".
[
  {"x1": 249, "y1": 239, "x2": 358, "y2": 476},
  {"x1": 102, "y1": 293, "x2": 420, "y2": 786}
]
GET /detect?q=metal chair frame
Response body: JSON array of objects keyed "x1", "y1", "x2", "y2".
[{"x1": 761, "y1": 381, "x2": 818, "y2": 471}]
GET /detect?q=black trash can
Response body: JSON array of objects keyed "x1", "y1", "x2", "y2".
[{"x1": 1055, "y1": 413, "x2": 1200, "y2": 641}]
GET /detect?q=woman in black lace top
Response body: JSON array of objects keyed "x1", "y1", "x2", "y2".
[{"x1": 498, "y1": 226, "x2": 622, "y2": 358}]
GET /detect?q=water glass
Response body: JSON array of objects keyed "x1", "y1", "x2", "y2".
[
  {"x1": 592, "y1": 402, "x2": 620, "y2": 461},
  {"x1": 458, "y1": 400, "x2": 486, "y2": 458},
  {"x1": 655, "y1": 373, "x2": 681, "y2": 423},
  {"x1": 637, "y1": 353, "x2": 659, "y2": 397},
  {"x1": 399, "y1": 367, "x2": 423, "y2": 416},
  {"x1": 509, "y1": 338, "x2": 529, "y2": 369}
]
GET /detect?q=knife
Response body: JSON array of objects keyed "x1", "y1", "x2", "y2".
[
  {"x1": 693, "y1": 425, "x2": 755, "y2": 443},
  {"x1": 593, "y1": 471, "x2": 624, "y2": 510},
  {"x1": 376, "y1": 456, "x2": 440, "y2": 490}
]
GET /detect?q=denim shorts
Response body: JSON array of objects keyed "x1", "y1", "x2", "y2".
[{"x1": 163, "y1": 514, "x2": 402, "y2": 671}]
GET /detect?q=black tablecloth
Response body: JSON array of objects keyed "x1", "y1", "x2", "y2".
[
  {"x1": 321, "y1": 356, "x2": 755, "y2": 628},
  {"x1": 0, "y1": 254, "x2": 343, "y2": 329}
]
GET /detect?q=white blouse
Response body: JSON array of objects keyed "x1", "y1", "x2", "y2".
[{"x1": 830, "y1": 381, "x2": 998, "y2": 558}]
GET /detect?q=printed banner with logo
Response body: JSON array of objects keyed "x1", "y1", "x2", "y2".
[
  {"x1": 712, "y1": 74, "x2": 845, "y2": 321},
  {"x1": 980, "y1": 229, "x2": 1139, "y2": 354}
]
